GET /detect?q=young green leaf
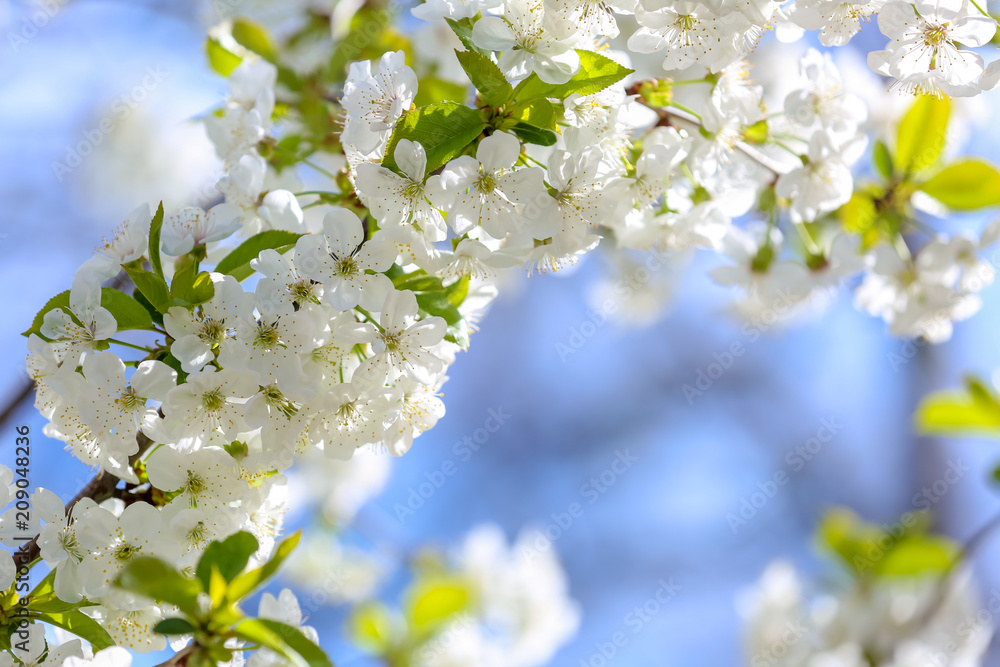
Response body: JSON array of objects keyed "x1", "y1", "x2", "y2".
[
  {"x1": 393, "y1": 270, "x2": 445, "y2": 293},
  {"x1": 149, "y1": 201, "x2": 165, "y2": 278},
  {"x1": 874, "y1": 536, "x2": 958, "y2": 577},
  {"x1": 414, "y1": 77, "x2": 469, "y2": 107},
  {"x1": 28, "y1": 570, "x2": 99, "y2": 614},
  {"x1": 154, "y1": 618, "x2": 198, "y2": 635},
  {"x1": 345, "y1": 603, "x2": 394, "y2": 653},
  {"x1": 195, "y1": 531, "x2": 260, "y2": 591},
  {"x1": 916, "y1": 376, "x2": 1000, "y2": 435},
  {"x1": 896, "y1": 95, "x2": 950, "y2": 175},
  {"x1": 919, "y1": 160, "x2": 1000, "y2": 210},
  {"x1": 214, "y1": 230, "x2": 304, "y2": 282},
  {"x1": 416, "y1": 291, "x2": 462, "y2": 326},
  {"x1": 170, "y1": 265, "x2": 216, "y2": 307},
  {"x1": 507, "y1": 98, "x2": 556, "y2": 130},
  {"x1": 101, "y1": 289, "x2": 156, "y2": 331},
  {"x1": 21, "y1": 287, "x2": 153, "y2": 338},
  {"x1": 21, "y1": 290, "x2": 71, "y2": 337},
  {"x1": 123, "y1": 266, "x2": 171, "y2": 313},
  {"x1": 232, "y1": 18, "x2": 278, "y2": 62},
  {"x1": 508, "y1": 122, "x2": 557, "y2": 147},
  {"x1": 115, "y1": 557, "x2": 204, "y2": 617},
  {"x1": 512, "y1": 50, "x2": 634, "y2": 102},
  {"x1": 454, "y1": 49, "x2": 512, "y2": 107},
  {"x1": 445, "y1": 17, "x2": 489, "y2": 57},
  {"x1": 405, "y1": 576, "x2": 470, "y2": 635},
  {"x1": 234, "y1": 619, "x2": 334, "y2": 667},
  {"x1": 382, "y1": 102, "x2": 487, "y2": 175},
  {"x1": 35, "y1": 611, "x2": 115, "y2": 650},
  {"x1": 227, "y1": 531, "x2": 302, "y2": 602},
  {"x1": 873, "y1": 140, "x2": 894, "y2": 178},
  {"x1": 206, "y1": 38, "x2": 243, "y2": 77},
  {"x1": 445, "y1": 275, "x2": 470, "y2": 307}
]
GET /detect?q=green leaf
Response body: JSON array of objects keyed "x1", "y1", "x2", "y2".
[
  {"x1": 170, "y1": 265, "x2": 216, "y2": 307},
  {"x1": 115, "y1": 557, "x2": 203, "y2": 617},
  {"x1": 346, "y1": 603, "x2": 394, "y2": 653},
  {"x1": 838, "y1": 192, "x2": 882, "y2": 249},
  {"x1": 508, "y1": 98, "x2": 556, "y2": 130},
  {"x1": 35, "y1": 611, "x2": 115, "y2": 650},
  {"x1": 234, "y1": 619, "x2": 334, "y2": 667},
  {"x1": 896, "y1": 95, "x2": 950, "y2": 174},
  {"x1": 131, "y1": 289, "x2": 164, "y2": 326},
  {"x1": 512, "y1": 50, "x2": 633, "y2": 102},
  {"x1": 413, "y1": 77, "x2": 468, "y2": 107},
  {"x1": 873, "y1": 140, "x2": 894, "y2": 178},
  {"x1": 818, "y1": 507, "x2": 942, "y2": 577},
  {"x1": 22, "y1": 290, "x2": 70, "y2": 337},
  {"x1": 232, "y1": 18, "x2": 278, "y2": 62},
  {"x1": 214, "y1": 230, "x2": 304, "y2": 282},
  {"x1": 406, "y1": 577, "x2": 470, "y2": 635},
  {"x1": 149, "y1": 201, "x2": 165, "y2": 278},
  {"x1": 416, "y1": 292, "x2": 461, "y2": 326},
  {"x1": 196, "y1": 531, "x2": 260, "y2": 591},
  {"x1": 234, "y1": 620, "x2": 301, "y2": 666},
  {"x1": 206, "y1": 38, "x2": 243, "y2": 77},
  {"x1": 508, "y1": 122, "x2": 557, "y2": 147},
  {"x1": 455, "y1": 49, "x2": 512, "y2": 107},
  {"x1": 227, "y1": 531, "x2": 301, "y2": 602},
  {"x1": 393, "y1": 270, "x2": 444, "y2": 293},
  {"x1": 101, "y1": 288, "x2": 155, "y2": 331},
  {"x1": 23, "y1": 286, "x2": 161, "y2": 337},
  {"x1": 154, "y1": 618, "x2": 197, "y2": 635},
  {"x1": 919, "y1": 160, "x2": 1000, "y2": 210},
  {"x1": 445, "y1": 275, "x2": 470, "y2": 307},
  {"x1": 874, "y1": 536, "x2": 958, "y2": 577},
  {"x1": 382, "y1": 102, "x2": 487, "y2": 174},
  {"x1": 28, "y1": 570, "x2": 98, "y2": 614},
  {"x1": 916, "y1": 376, "x2": 1000, "y2": 436},
  {"x1": 445, "y1": 17, "x2": 489, "y2": 57},
  {"x1": 124, "y1": 266, "x2": 171, "y2": 313}
]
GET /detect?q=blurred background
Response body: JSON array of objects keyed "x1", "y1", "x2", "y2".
[{"x1": 4, "y1": 0, "x2": 1000, "y2": 664}]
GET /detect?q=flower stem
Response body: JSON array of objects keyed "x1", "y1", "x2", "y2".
[
  {"x1": 354, "y1": 306, "x2": 384, "y2": 332},
  {"x1": 109, "y1": 338, "x2": 153, "y2": 352}
]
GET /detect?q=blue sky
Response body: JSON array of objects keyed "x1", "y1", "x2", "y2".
[{"x1": 3, "y1": 2, "x2": 1000, "y2": 665}]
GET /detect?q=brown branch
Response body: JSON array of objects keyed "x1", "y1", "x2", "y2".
[{"x1": 0, "y1": 380, "x2": 34, "y2": 433}]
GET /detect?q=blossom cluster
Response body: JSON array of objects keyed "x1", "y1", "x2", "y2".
[
  {"x1": 7, "y1": 0, "x2": 1000, "y2": 662},
  {"x1": 741, "y1": 561, "x2": 992, "y2": 666}
]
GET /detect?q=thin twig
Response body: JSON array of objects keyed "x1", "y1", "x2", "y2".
[
  {"x1": 914, "y1": 510, "x2": 1000, "y2": 632},
  {"x1": 0, "y1": 380, "x2": 34, "y2": 432},
  {"x1": 153, "y1": 643, "x2": 196, "y2": 667},
  {"x1": 625, "y1": 82, "x2": 790, "y2": 177}
]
